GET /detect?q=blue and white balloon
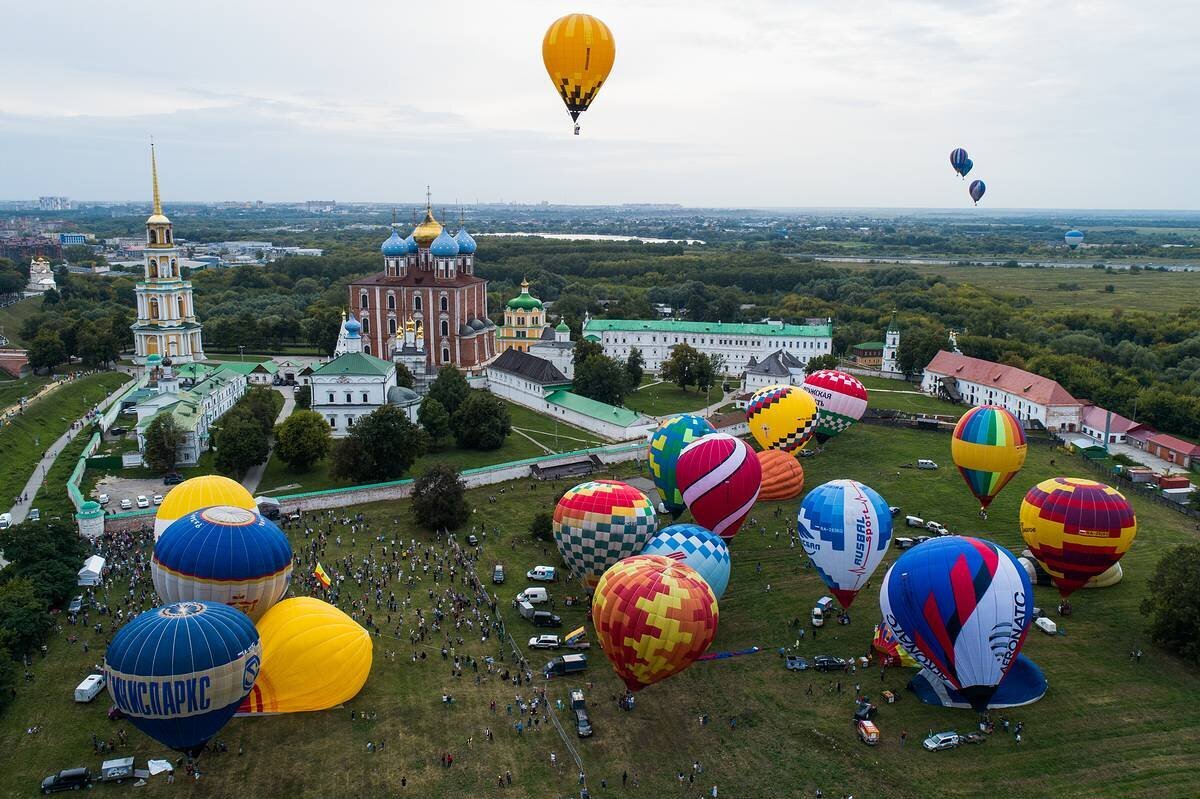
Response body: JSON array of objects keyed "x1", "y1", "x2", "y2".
[
  {"x1": 641, "y1": 524, "x2": 731, "y2": 600},
  {"x1": 798, "y1": 479, "x2": 892, "y2": 608}
]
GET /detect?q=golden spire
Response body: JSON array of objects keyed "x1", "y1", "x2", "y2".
[{"x1": 151, "y1": 142, "x2": 162, "y2": 217}]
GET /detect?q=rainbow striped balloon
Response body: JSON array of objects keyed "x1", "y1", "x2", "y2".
[
  {"x1": 1019, "y1": 477, "x2": 1137, "y2": 598},
  {"x1": 676, "y1": 434, "x2": 761, "y2": 539},
  {"x1": 951, "y1": 405, "x2": 1027, "y2": 510}
]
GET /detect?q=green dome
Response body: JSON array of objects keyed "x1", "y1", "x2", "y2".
[
  {"x1": 506, "y1": 279, "x2": 543, "y2": 311},
  {"x1": 555, "y1": 320, "x2": 569, "y2": 332}
]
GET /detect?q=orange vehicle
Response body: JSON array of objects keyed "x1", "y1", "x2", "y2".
[{"x1": 857, "y1": 719, "x2": 880, "y2": 746}]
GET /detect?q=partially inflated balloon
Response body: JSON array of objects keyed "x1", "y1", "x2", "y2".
[
  {"x1": 105, "y1": 601, "x2": 261, "y2": 754},
  {"x1": 746, "y1": 384, "x2": 818, "y2": 453},
  {"x1": 798, "y1": 479, "x2": 893, "y2": 608},
  {"x1": 1019, "y1": 477, "x2": 1137, "y2": 598},
  {"x1": 969, "y1": 179, "x2": 987, "y2": 205},
  {"x1": 641, "y1": 524, "x2": 731, "y2": 600},
  {"x1": 155, "y1": 475, "x2": 255, "y2": 539},
  {"x1": 153, "y1": 505, "x2": 293, "y2": 622},
  {"x1": 951, "y1": 405, "x2": 1027, "y2": 511},
  {"x1": 756, "y1": 449, "x2": 804, "y2": 501},
  {"x1": 880, "y1": 536, "x2": 1033, "y2": 711},
  {"x1": 801, "y1": 370, "x2": 869, "y2": 444},
  {"x1": 649, "y1": 414, "x2": 716, "y2": 517},
  {"x1": 238, "y1": 598, "x2": 372, "y2": 715},
  {"x1": 592, "y1": 555, "x2": 718, "y2": 691},
  {"x1": 543, "y1": 13, "x2": 615, "y2": 130},
  {"x1": 553, "y1": 480, "x2": 657, "y2": 587},
  {"x1": 676, "y1": 434, "x2": 761, "y2": 539}
]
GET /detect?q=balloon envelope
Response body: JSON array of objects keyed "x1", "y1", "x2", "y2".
[
  {"x1": 961, "y1": 158, "x2": 974, "y2": 177},
  {"x1": 1019, "y1": 477, "x2": 1137, "y2": 598},
  {"x1": 641, "y1": 524, "x2": 731, "y2": 600},
  {"x1": 543, "y1": 13, "x2": 616, "y2": 124},
  {"x1": 155, "y1": 475, "x2": 255, "y2": 539},
  {"x1": 649, "y1": 414, "x2": 716, "y2": 517},
  {"x1": 153, "y1": 505, "x2": 293, "y2": 622},
  {"x1": 950, "y1": 148, "x2": 969, "y2": 175},
  {"x1": 591, "y1": 554, "x2": 718, "y2": 691},
  {"x1": 238, "y1": 597, "x2": 372, "y2": 715},
  {"x1": 880, "y1": 536, "x2": 1033, "y2": 711},
  {"x1": 676, "y1": 433, "x2": 761, "y2": 539},
  {"x1": 746, "y1": 384, "x2": 818, "y2": 453},
  {"x1": 798, "y1": 479, "x2": 893, "y2": 607},
  {"x1": 104, "y1": 601, "x2": 261, "y2": 753},
  {"x1": 951, "y1": 405, "x2": 1027, "y2": 510},
  {"x1": 553, "y1": 480, "x2": 657, "y2": 587},
  {"x1": 969, "y1": 179, "x2": 987, "y2": 204},
  {"x1": 756, "y1": 449, "x2": 805, "y2": 501},
  {"x1": 1065, "y1": 230, "x2": 1084, "y2": 249},
  {"x1": 801, "y1": 370, "x2": 869, "y2": 443}
]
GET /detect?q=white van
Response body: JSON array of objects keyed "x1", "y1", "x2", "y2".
[
  {"x1": 526, "y1": 566, "x2": 557, "y2": 582},
  {"x1": 925, "y1": 521, "x2": 949, "y2": 536},
  {"x1": 516, "y1": 587, "x2": 549, "y2": 605},
  {"x1": 75, "y1": 674, "x2": 106, "y2": 703},
  {"x1": 812, "y1": 596, "x2": 836, "y2": 627},
  {"x1": 0, "y1": 513, "x2": 11, "y2": 530},
  {"x1": 1035, "y1": 617, "x2": 1058, "y2": 635},
  {"x1": 917, "y1": 459, "x2": 939, "y2": 470},
  {"x1": 905, "y1": 515, "x2": 925, "y2": 528}
]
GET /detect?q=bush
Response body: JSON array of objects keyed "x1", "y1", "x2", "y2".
[
  {"x1": 1141, "y1": 544, "x2": 1200, "y2": 664},
  {"x1": 529, "y1": 511, "x2": 553, "y2": 542}
]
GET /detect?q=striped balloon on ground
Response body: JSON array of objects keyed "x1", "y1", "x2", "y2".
[
  {"x1": 553, "y1": 480, "x2": 658, "y2": 588},
  {"x1": 153, "y1": 505, "x2": 293, "y2": 622},
  {"x1": 1019, "y1": 477, "x2": 1137, "y2": 598},
  {"x1": 951, "y1": 405, "x2": 1027, "y2": 510},
  {"x1": 592, "y1": 554, "x2": 719, "y2": 691},
  {"x1": 746, "y1": 384, "x2": 818, "y2": 453},
  {"x1": 676, "y1": 434, "x2": 761, "y2": 539},
  {"x1": 649, "y1": 414, "x2": 716, "y2": 517},
  {"x1": 641, "y1": 524, "x2": 731, "y2": 600},
  {"x1": 801, "y1": 370, "x2": 869, "y2": 444}
]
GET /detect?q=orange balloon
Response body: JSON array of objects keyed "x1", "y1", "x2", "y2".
[{"x1": 756, "y1": 449, "x2": 805, "y2": 501}]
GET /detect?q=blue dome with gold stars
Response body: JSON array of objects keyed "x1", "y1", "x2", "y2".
[
  {"x1": 404, "y1": 233, "x2": 419, "y2": 254},
  {"x1": 455, "y1": 227, "x2": 477, "y2": 255},
  {"x1": 430, "y1": 228, "x2": 460, "y2": 257},
  {"x1": 381, "y1": 229, "x2": 407, "y2": 257}
]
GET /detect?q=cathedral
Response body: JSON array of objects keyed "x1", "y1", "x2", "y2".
[
  {"x1": 348, "y1": 195, "x2": 496, "y2": 371},
  {"x1": 131, "y1": 145, "x2": 204, "y2": 364}
]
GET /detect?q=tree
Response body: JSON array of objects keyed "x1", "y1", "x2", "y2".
[
  {"x1": 573, "y1": 338, "x2": 604, "y2": 368},
  {"x1": 0, "y1": 519, "x2": 87, "y2": 606},
  {"x1": 897, "y1": 326, "x2": 945, "y2": 375},
  {"x1": 0, "y1": 578, "x2": 53, "y2": 658},
  {"x1": 418, "y1": 398, "x2": 453, "y2": 448},
  {"x1": 573, "y1": 354, "x2": 629, "y2": 406},
  {"x1": 0, "y1": 640, "x2": 16, "y2": 715},
  {"x1": 242, "y1": 386, "x2": 282, "y2": 434},
  {"x1": 330, "y1": 405, "x2": 426, "y2": 483},
  {"x1": 78, "y1": 321, "x2": 120, "y2": 368},
  {"x1": 529, "y1": 511, "x2": 553, "y2": 542},
  {"x1": 143, "y1": 414, "x2": 184, "y2": 472},
  {"x1": 660, "y1": 343, "x2": 705, "y2": 392},
  {"x1": 295, "y1": 384, "x2": 312, "y2": 410},
  {"x1": 215, "y1": 410, "x2": 270, "y2": 476},
  {"x1": 395, "y1": 362, "x2": 415, "y2": 389},
  {"x1": 1141, "y1": 544, "x2": 1200, "y2": 664},
  {"x1": 274, "y1": 410, "x2": 332, "y2": 471},
  {"x1": 624, "y1": 347, "x2": 644, "y2": 391},
  {"x1": 696, "y1": 352, "x2": 725, "y2": 392},
  {"x1": 453, "y1": 392, "x2": 511, "y2": 450},
  {"x1": 27, "y1": 329, "x2": 66, "y2": 373},
  {"x1": 805, "y1": 353, "x2": 841, "y2": 374},
  {"x1": 410, "y1": 463, "x2": 470, "y2": 532},
  {"x1": 426, "y1": 366, "x2": 471, "y2": 416}
]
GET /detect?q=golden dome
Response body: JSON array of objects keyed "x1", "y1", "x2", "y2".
[
  {"x1": 412, "y1": 207, "x2": 443, "y2": 249},
  {"x1": 147, "y1": 213, "x2": 171, "y2": 225}
]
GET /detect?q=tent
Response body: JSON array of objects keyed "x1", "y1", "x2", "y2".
[
  {"x1": 908, "y1": 654, "x2": 1047, "y2": 710},
  {"x1": 77, "y1": 555, "x2": 106, "y2": 586}
]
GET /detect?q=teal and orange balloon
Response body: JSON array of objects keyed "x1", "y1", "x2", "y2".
[{"x1": 951, "y1": 405, "x2": 1027, "y2": 511}]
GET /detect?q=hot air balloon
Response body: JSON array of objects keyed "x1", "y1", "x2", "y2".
[
  {"x1": 950, "y1": 405, "x2": 1027, "y2": 512},
  {"x1": 155, "y1": 474, "x2": 256, "y2": 539},
  {"x1": 969, "y1": 179, "x2": 987, "y2": 205},
  {"x1": 543, "y1": 13, "x2": 615, "y2": 134},
  {"x1": 961, "y1": 158, "x2": 974, "y2": 178},
  {"x1": 1019, "y1": 477, "x2": 1137, "y2": 599},
  {"x1": 676, "y1": 433, "x2": 761, "y2": 539},
  {"x1": 104, "y1": 601, "x2": 261, "y2": 754},
  {"x1": 649, "y1": 414, "x2": 716, "y2": 517},
  {"x1": 591, "y1": 554, "x2": 718, "y2": 691},
  {"x1": 238, "y1": 597, "x2": 372, "y2": 715},
  {"x1": 1065, "y1": 230, "x2": 1084, "y2": 249},
  {"x1": 798, "y1": 479, "x2": 893, "y2": 608},
  {"x1": 745, "y1": 384, "x2": 818, "y2": 454},
  {"x1": 950, "y1": 148, "x2": 969, "y2": 177},
  {"x1": 872, "y1": 621, "x2": 918, "y2": 668},
  {"x1": 756, "y1": 449, "x2": 804, "y2": 501},
  {"x1": 553, "y1": 480, "x2": 657, "y2": 587},
  {"x1": 641, "y1": 524, "x2": 731, "y2": 600},
  {"x1": 1018, "y1": 550, "x2": 1124, "y2": 590},
  {"x1": 879, "y1": 536, "x2": 1033, "y2": 711},
  {"x1": 801, "y1": 370, "x2": 869, "y2": 444},
  {"x1": 153, "y1": 505, "x2": 293, "y2": 622}
]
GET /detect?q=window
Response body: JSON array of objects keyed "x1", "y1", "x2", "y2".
[
  {"x1": 441, "y1": 347, "x2": 450, "y2": 363},
  {"x1": 440, "y1": 295, "x2": 448, "y2": 312},
  {"x1": 363, "y1": 343, "x2": 371, "y2": 354},
  {"x1": 441, "y1": 320, "x2": 449, "y2": 336},
  {"x1": 360, "y1": 292, "x2": 368, "y2": 309},
  {"x1": 345, "y1": 392, "x2": 352, "y2": 403},
  {"x1": 387, "y1": 294, "x2": 395, "y2": 310},
  {"x1": 328, "y1": 392, "x2": 335, "y2": 403},
  {"x1": 414, "y1": 295, "x2": 422, "y2": 311},
  {"x1": 328, "y1": 416, "x2": 336, "y2": 427},
  {"x1": 361, "y1": 316, "x2": 369, "y2": 333},
  {"x1": 362, "y1": 392, "x2": 369, "y2": 403},
  {"x1": 388, "y1": 318, "x2": 397, "y2": 334}
]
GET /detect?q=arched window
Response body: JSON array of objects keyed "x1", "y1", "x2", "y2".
[
  {"x1": 387, "y1": 294, "x2": 396, "y2": 310},
  {"x1": 363, "y1": 342, "x2": 371, "y2": 354},
  {"x1": 440, "y1": 295, "x2": 448, "y2": 312},
  {"x1": 441, "y1": 347, "x2": 450, "y2": 363},
  {"x1": 440, "y1": 320, "x2": 449, "y2": 337},
  {"x1": 360, "y1": 292, "x2": 369, "y2": 309},
  {"x1": 177, "y1": 297, "x2": 185, "y2": 318},
  {"x1": 148, "y1": 298, "x2": 160, "y2": 320},
  {"x1": 170, "y1": 259, "x2": 177, "y2": 276},
  {"x1": 361, "y1": 316, "x2": 370, "y2": 334},
  {"x1": 414, "y1": 295, "x2": 422, "y2": 311},
  {"x1": 149, "y1": 230, "x2": 158, "y2": 245},
  {"x1": 388, "y1": 318, "x2": 397, "y2": 334}
]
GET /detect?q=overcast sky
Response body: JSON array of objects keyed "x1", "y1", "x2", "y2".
[{"x1": 2, "y1": 0, "x2": 1196, "y2": 208}]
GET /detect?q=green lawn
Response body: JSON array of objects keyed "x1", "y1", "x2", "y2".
[
  {"x1": 855, "y1": 375, "x2": 964, "y2": 417},
  {"x1": 624, "y1": 379, "x2": 715, "y2": 417},
  {"x1": 0, "y1": 374, "x2": 53, "y2": 410},
  {"x1": 6, "y1": 424, "x2": 1199, "y2": 797},
  {"x1": 0, "y1": 295, "x2": 44, "y2": 347},
  {"x1": 0, "y1": 371, "x2": 129, "y2": 507}
]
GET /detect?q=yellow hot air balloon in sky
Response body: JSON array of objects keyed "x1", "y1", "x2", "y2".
[
  {"x1": 543, "y1": 13, "x2": 615, "y2": 134},
  {"x1": 237, "y1": 597, "x2": 373, "y2": 715},
  {"x1": 154, "y1": 475, "x2": 256, "y2": 539}
]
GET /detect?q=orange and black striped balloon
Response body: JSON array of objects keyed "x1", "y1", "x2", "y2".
[{"x1": 542, "y1": 13, "x2": 616, "y2": 123}]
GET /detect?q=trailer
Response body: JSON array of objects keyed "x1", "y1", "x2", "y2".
[{"x1": 99, "y1": 757, "x2": 135, "y2": 784}]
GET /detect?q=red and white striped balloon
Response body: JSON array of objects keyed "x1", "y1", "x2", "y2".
[{"x1": 676, "y1": 433, "x2": 761, "y2": 540}]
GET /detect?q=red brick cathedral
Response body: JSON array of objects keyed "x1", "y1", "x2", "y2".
[{"x1": 349, "y1": 201, "x2": 497, "y2": 370}]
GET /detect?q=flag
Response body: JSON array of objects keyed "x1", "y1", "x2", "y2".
[{"x1": 314, "y1": 563, "x2": 331, "y2": 589}]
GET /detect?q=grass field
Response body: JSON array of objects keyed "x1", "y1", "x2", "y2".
[
  {"x1": 0, "y1": 296, "x2": 44, "y2": 347},
  {"x1": 836, "y1": 261, "x2": 1200, "y2": 312},
  {"x1": 4, "y1": 422, "x2": 1199, "y2": 798},
  {"x1": 0, "y1": 374, "x2": 53, "y2": 410},
  {"x1": 856, "y1": 375, "x2": 964, "y2": 417},
  {"x1": 624, "y1": 380, "x2": 714, "y2": 417}
]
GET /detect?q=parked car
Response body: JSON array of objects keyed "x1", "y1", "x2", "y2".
[
  {"x1": 888, "y1": 506, "x2": 902, "y2": 517},
  {"x1": 119, "y1": 498, "x2": 132, "y2": 510},
  {"x1": 516, "y1": 587, "x2": 549, "y2": 605},
  {"x1": 163, "y1": 473, "x2": 184, "y2": 485},
  {"x1": 543, "y1": 653, "x2": 588, "y2": 679},
  {"x1": 531, "y1": 611, "x2": 562, "y2": 628},
  {"x1": 97, "y1": 493, "x2": 110, "y2": 506},
  {"x1": 528, "y1": 635, "x2": 561, "y2": 650},
  {"x1": 894, "y1": 537, "x2": 915, "y2": 550},
  {"x1": 784, "y1": 655, "x2": 809, "y2": 671},
  {"x1": 1035, "y1": 617, "x2": 1058, "y2": 635},
  {"x1": 905, "y1": 515, "x2": 925, "y2": 528},
  {"x1": 74, "y1": 674, "x2": 105, "y2": 703},
  {"x1": 466, "y1": 534, "x2": 479, "y2": 546},
  {"x1": 40, "y1": 768, "x2": 93, "y2": 794},
  {"x1": 925, "y1": 521, "x2": 949, "y2": 536},
  {"x1": 152, "y1": 494, "x2": 163, "y2": 506},
  {"x1": 571, "y1": 689, "x2": 592, "y2": 737},
  {"x1": 812, "y1": 655, "x2": 847, "y2": 672},
  {"x1": 136, "y1": 495, "x2": 150, "y2": 509},
  {"x1": 917, "y1": 459, "x2": 939, "y2": 470},
  {"x1": 108, "y1": 426, "x2": 127, "y2": 436},
  {"x1": 67, "y1": 596, "x2": 84, "y2": 614},
  {"x1": 857, "y1": 719, "x2": 880, "y2": 746},
  {"x1": 923, "y1": 731, "x2": 961, "y2": 751},
  {"x1": 527, "y1": 566, "x2": 557, "y2": 582},
  {"x1": 492, "y1": 564, "x2": 505, "y2": 584},
  {"x1": 812, "y1": 596, "x2": 836, "y2": 627},
  {"x1": 0, "y1": 513, "x2": 11, "y2": 531},
  {"x1": 914, "y1": 535, "x2": 931, "y2": 545}
]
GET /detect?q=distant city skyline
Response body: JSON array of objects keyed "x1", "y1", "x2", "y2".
[{"x1": 3, "y1": 1, "x2": 1197, "y2": 209}]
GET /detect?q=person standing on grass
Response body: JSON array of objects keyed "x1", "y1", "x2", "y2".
[{"x1": 900, "y1": 730, "x2": 907, "y2": 747}]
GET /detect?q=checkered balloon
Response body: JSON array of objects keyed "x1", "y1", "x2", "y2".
[
  {"x1": 553, "y1": 480, "x2": 658, "y2": 588},
  {"x1": 641, "y1": 523, "x2": 731, "y2": 599},
  {"x1": 801, "y1": 370, "x2": 869, "y2": 444},
  {"x1": 746, "y1": 384, "x2": 818, "y2": 453}
]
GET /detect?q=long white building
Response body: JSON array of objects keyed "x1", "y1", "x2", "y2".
[
  {"x1": 582, "y1": 317, "x2": 833, "y2": 374},
  {"x1": 921, "y1": 350, "x2": 1083, "y2": 431}
]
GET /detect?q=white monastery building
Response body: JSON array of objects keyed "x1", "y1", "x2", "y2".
[{"x1": 921, "y1": 351, "x2": 1083, "y2": 431}]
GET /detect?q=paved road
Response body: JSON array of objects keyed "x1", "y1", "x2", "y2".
[{"x1": 241, "y1": 387, "x2": 296, "y2": 495}]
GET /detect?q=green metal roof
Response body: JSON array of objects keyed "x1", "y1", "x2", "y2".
[
  {"x1": 854, "y1": 341, "x2": 885, "y2": 350},
  {"x1": 311, "y1": 351, "x2": 394, "y2": 377},
  {"x1": 555, "y1": 320, "x2": 570, "y2": 332},
  {"x1": 582, "y1": 319, "x2": 832, "y2": 337},
  {"x1": 213, "y1": 360, "x2": 278, "y2": 375},
  {"x1": 175, "y1": 362, "x2": 214, "y2": 379},
  {"x1": 506, "y1": 294, "x2": 543, "y2": 310},
  {"x1": 546, "y1": 390, "x2": 643, "y2": 427}
]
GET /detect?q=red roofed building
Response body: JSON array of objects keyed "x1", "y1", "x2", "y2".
[
  {"x1": 1145, "y1": 433, "x2": 1200, "y2": 470},
  {"x1": 920, "y1": 350, "x2": 1083, "y2": 431},
  {"x1": 1080, "y1": 405, "x2": 1147, "y2": 445}
]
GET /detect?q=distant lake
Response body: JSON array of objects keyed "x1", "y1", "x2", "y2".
[{"x1": 481, "y1": 232, "x2": 706, "y2": 245}]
